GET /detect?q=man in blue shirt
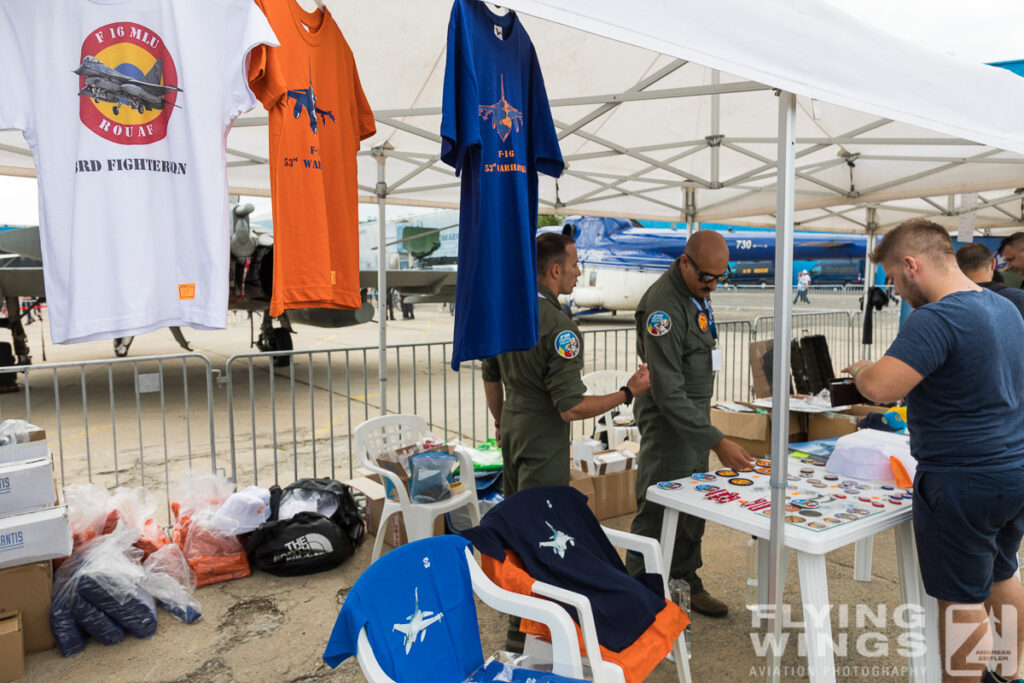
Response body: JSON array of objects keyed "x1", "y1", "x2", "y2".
[{"x1": 845, "y1": 218, "x2": 1024, "y2": 683}]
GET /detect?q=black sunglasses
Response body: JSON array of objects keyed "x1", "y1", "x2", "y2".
[{"x1": 684, "y1": 252, "x2": 732, "y2": 283}]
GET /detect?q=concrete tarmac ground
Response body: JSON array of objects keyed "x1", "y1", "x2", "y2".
[{"x1": 13, "y1": 304, "x2": 922, "y2": 682}]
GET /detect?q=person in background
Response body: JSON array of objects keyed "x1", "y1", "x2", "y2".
[
  {"x1": 956, "y1": 242, "x2": 1024, "y2": 319},
  {"x1": 386, "y1": 288, "x2": 396, "y2": 321},
  {"x1": 844, "y1": 218, "x2": 1024, "y2": 683},
  {"x1": 627, "y1": 230, "x2": 754, "y2": 619},
  {"x1": 997, "y1": 232, "x2": 1024, "y2": 278},
  {"x1": 793, "y1": 268, "x2": 812, "y2": 304}
]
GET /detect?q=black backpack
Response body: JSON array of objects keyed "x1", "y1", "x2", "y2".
[{"x1": 246, "y1": 478, "x2": 365, "y2": 576}]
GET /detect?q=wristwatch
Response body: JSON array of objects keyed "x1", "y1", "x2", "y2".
[{"x1": 619, "y1": 385, "x2": 633, "y2": 406}]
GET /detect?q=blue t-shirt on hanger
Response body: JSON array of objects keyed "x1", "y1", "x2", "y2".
[{"x1": 441, "y1": 0, "x2": 564, "y2": 370}]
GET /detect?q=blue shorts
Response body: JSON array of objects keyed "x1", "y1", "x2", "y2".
[{"x1": 913, "y1": 467, "x2": 1024, "y2": 603}]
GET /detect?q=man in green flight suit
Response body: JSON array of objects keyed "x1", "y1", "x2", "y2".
[
  {"x1": 627, "y1": 230, "x2": 755, "y2": 618},
  {"x1": 483, "y1": 232, "x2": 650, "y2": 496}
]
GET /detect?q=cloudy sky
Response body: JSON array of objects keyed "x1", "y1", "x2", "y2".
[{"x1": 1, "y1": 0, "x2": 1021, "y2": 225}]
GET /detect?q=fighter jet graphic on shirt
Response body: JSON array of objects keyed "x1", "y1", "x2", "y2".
[
  {"x1": 538, "y1": 521, "x2": 575, "y2": 558},
  {"x1": 478, "y1": 75, "x2": 523, "y2": 142},
  {"x1": 287, "y1": 61, "x2": 335, "y2": 134},
  {"x1": 74, "y1": 55, "x2": 182, "y2": 116},
  {"x1": 392, "y1": 587, "x2": 444, "y2": 654}
]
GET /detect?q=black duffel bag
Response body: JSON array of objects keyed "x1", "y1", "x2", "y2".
[
  {"x1": 276, "y1": 477, "x2": 365, "y2": 547},
  {"x1": 246, "y1": 511, "x2": 352, "y2": 576},
  {"x1": 247, "y1": 478, "x2": 365, "y2": 576}
]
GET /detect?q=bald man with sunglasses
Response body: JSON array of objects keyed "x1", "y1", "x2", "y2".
[{"x1": 627, "y1": 230, "x2": 755, "y2": 618}]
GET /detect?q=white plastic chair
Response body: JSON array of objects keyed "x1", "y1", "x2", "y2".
[
  {"x1": 582, "y1": 370, "x2": 638, "y2": 449},
  {"x1": 352, "y1": 414, "x2": 480, "y2": 562},
  {"x1": 518, "y1": 525, "x2": 693, "y2": 683}
]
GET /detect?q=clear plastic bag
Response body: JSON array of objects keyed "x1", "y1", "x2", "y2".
[
  {"x1": 64, "y1": 484, "x2": 112, "y2": 548},
  {"x1": 49, "y1": 522, "x2": 157, "y2": 655},
  {"x1": 0, "y1": 418, "x2": 40, "y2": 445},
  {"x1": 278, "y1": 487, "x2": 339, "y2": 521},
  {"x1": 409, "y1": 452, "x2": 457, "y2": 503},
  {"x1": 211, "y1": 486, "x2": 271, "y2": 534},
  {"x1": 170, "y1": 470, "x2": 236, "y2": 521},
  {"x1": 140, "y1": 544, "x2": 202, "y2": 624}
]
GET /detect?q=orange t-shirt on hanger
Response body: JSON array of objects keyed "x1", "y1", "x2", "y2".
[{"x1": 248, "y1": 0, "x2": 376, "y2": 317}]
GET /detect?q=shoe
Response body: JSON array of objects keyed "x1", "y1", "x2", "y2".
[
  {"x1": 981, "y1": 670, "x2": 1024, "y2": 683},
  {"x1": 690, "y1": 589, "x2": 728, "y2": 618}
]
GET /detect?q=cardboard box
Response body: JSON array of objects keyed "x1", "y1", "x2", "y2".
[
  {"x1": 0, "y1": 506, "x2": 72, "y2": 570},
  {"x1": 570, "y1": 467, "x2": 637, "y2": 520},
  {"x1": 0, "y1": 561, "x2": 53, "y2": 653},
  {"x1": 710, "y1": 402, "x2": 803, "y2": 457},
  {"x1": 578, "y1": 450, "x2": 636, "y2": 475},
  {"x1": 0, "y1": 430, "x2": 46, "y2": 466},
  {"x1": 382, "y1": 512, "x2": 446, "y2": 550},
  {"x1": 345, "y1": 476, "x2": 386, "y2": 535},
  {"x1": 0, "y1": 457, "x2": 57, "y2": 517},
  {"x1": 807, "y1": 405, "x2": 889, "y2": 441},
  {"x1": 0, "y1": 612, "x2": 24, "y2": 683}
]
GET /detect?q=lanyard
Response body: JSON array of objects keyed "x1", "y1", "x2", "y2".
[{"x1": 689, "y1": 296, "x2": 718, "y2": 340}]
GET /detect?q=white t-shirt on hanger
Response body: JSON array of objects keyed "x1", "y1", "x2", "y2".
[{"x1": 0, "y1": 0, "x2": 278, "y2": 343}]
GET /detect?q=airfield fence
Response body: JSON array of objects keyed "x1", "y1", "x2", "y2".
[
  {"x1": 0, "y1": 308, "x2": 901, "y2": 522},
  {"x1": 0, "y1": 353, "x2": 217, "y2": 524}
]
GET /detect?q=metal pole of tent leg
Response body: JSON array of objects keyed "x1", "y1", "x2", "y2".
[
  {"x1": 861, "y1": 209, "x2": 878, "y2": 360},
  {"x1": 373, "y1": 143, "x2": 392, "y2": 415},
  {"x1": 766, "y1": 89, "x2": 796, "y2": 683}
]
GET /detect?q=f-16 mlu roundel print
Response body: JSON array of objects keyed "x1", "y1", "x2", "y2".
[{"x1": 77, "y1": 22, "x2": 182, "y2": 145}]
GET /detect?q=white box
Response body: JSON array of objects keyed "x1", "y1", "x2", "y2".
[
  {"x1": 578, "y1": 450, "x2": 636, "y2": 475},
  {"x1": 0, "y1": 506, "x2": 72, "y2": 569},
  {"x1": 0, "y1": 431, "x2": 47, "y2": 466},
  {"x1": 571, "y1": 438, "x2": 604, "y2": 469},
  {"x1": 0, "y1": 458, "x2": 56, "y2": 517}
]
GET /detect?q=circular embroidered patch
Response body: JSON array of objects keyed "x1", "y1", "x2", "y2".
[
  {"x1": 696, "y1": 311, "x2": 710, "y2": 333},
  {"x1": 646, "y1": 311, "x2": 672, "y2": 336},
  {"x1": 554, "y1": 330, "x2": 580, "y2": 359}
]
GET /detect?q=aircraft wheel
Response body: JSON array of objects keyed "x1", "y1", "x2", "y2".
[
  {"x1": 258, "y1": 327, "x2": 293, "y2": 366},
  {"x1": 113, "y1": 337, "x2": 133, "y2": 357}
]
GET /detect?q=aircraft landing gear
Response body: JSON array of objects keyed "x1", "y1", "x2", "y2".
[
  {"x1": 255, "y1": 313, "x2": 293, "y2": 366},
  {"x1": 3, "y1": 296, "x2": 32, "y2": 366},
  {"x1": 114, "y1": 336, "x2": 134, "y2": 357}
]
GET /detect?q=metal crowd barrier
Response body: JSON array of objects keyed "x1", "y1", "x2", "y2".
[
  {"x1": 0, "y1": 308, "x2": 903, "y2": 516},
  {"x1": 0, "y1": 353, "x2": 218, "y2": 523}
]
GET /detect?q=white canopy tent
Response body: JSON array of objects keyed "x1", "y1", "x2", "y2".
[
  {"x1": 1, "y1": 2, "x2": 1023, "y2": 232},
  {"x1": 4, "y1": 2, "x2": 1024, "y2": 679}
]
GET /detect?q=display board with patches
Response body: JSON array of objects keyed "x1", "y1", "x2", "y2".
[{"x1": 658, "y1": 454, "x2": 911, "y2": 533}]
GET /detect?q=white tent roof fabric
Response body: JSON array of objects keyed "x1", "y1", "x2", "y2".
[{"x1": 2, "y1": 0, "x2": 1024, "y2": 233}]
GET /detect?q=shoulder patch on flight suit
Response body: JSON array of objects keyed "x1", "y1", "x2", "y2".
[
  {"x1": 554, "y1": 330, "x2": 580, "y2": 359},
  {"x1": 646, "y1": 311, "x2": 672, "y2": 336}
]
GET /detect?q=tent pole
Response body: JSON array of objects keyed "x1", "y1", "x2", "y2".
[
  {"x1": 685, "y1": 187, "x2": 696, "y2": 238},
  {"x1": 373, "y1": 144, "x2": 391, "y2": 415},
  {"x1": 861, "y1": 208, "x2": 878, "y2": 360},
  {"x1": 766, "y1": 89, "x2": 796, "y2": 683}
]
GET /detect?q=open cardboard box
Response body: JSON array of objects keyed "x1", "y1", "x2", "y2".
[
  {"x1": 710, "y1": 402, "x2": 804, "y2": 457},
  {"x1": 0, "y1": 611, "x2": 24, "y2": 683},
  {"x1": 570, "y1": 459, "x2": 637, "y2": 521}
]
